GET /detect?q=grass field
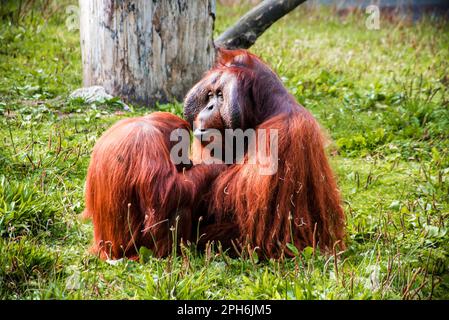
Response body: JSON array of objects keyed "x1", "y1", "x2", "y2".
[{"x1": 0, "y1": 2, "x2": 448, "y2": 299}]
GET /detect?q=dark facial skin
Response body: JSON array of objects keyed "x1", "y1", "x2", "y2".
[
  {"x1": 193, "y1": 88, "x2": 225, "y2": 137},
  {"x1": 184, "y1": 70, "x2": 250, "y2": 142},
  {"x1": 185, "y1": 49, "x2": 299, "y2": 140}
]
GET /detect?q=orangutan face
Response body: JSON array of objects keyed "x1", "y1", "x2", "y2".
[{"x1": 184, "y1": 68, "x2": 255, "y2": 138}]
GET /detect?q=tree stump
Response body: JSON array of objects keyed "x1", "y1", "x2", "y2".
[{"x1": 79, "y1": 0, "x2": 216, "y2": 106}]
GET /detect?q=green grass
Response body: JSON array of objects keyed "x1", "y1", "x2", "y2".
[{"x1": 0, "y1": 2, "x2": 448, "y2": 299}]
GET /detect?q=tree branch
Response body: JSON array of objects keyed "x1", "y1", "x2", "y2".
[{"x1": 215, "y1": 0, "x2": 307, "y2": 49}]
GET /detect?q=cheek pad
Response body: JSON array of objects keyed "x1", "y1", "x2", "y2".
[
  {"x1": 184, "y1": 72, "x2": 222, "y2": 124},
  {"x1": 220, "y1": 97, "x2": 242, "y2": 129},
  {"x1": 184, "y1": 88, "x2": 206, "y2": 124},
  {"x1": 220, "y1": 77, "x2": 243, "y2": 129}
]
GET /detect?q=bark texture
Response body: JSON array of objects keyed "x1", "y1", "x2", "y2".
[{"x1": 79, "y1": 0, "x2": 216, "y2": 106}]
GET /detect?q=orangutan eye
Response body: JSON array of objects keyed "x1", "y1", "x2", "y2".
[
  {"x1": 207, "y1": 91, "x2": 213, "y2": 100},
  {"x1": 216, "y1": 90, "x2": 223, "y2": 99}
]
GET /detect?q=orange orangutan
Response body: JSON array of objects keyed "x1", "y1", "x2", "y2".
[
  {"x1": 84, "y1": 49, "x2": 345, "y2": 260},
  {"x1": 184, "y1": 49, "x2": 346, "y2": 258},
  {"x1": 83, "y1": 112, "x2": 223, "y2": 259}
]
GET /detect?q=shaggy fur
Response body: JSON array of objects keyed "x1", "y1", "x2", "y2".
[
  {"x1": 83, "y1": 112, "x2": 222, "y2": 259},
  {"x1": 184, "y1": 49, "x2": 346, "y2": 258}
]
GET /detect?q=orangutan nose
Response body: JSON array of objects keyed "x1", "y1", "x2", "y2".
[
  {"x1": 198, "y1": 102, "x2": 216, "y2": 122},
  {"x1": 194, "y1": 103, "x2": 217, "y2": 136}
]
